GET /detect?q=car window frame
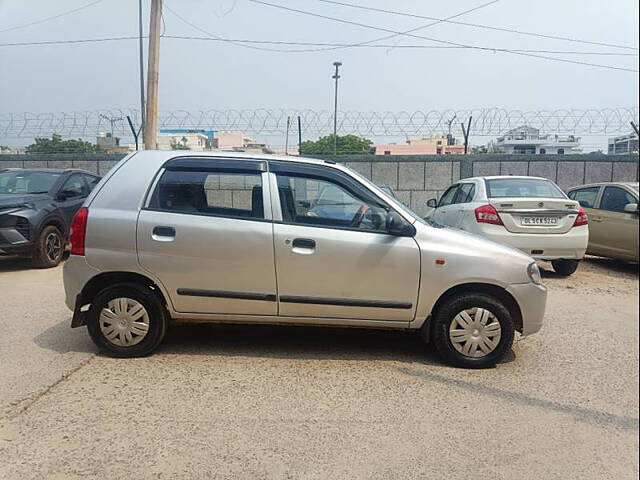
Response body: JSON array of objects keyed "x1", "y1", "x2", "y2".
[
  {"x1": 438, "y1": 184, "x2": 460, "y2": 207},
  {"x1": 144, "y1": 157, "x2": 269, "y2": 223},
  {"x1": 59, "y1": 173, "x2": 89, "y2": 200},
  {"x1": 567, "y1": 186, "x2": 601, "y2": 208},
  {"x1": 453, "y1": 182, "x2": 476, "y2": 204},
  {"x1": 598, "y1": 185, "x2": 638, "y2": 213},
  {"x1": 269, "y1": 161, "x2": 410, "y2": 236}
]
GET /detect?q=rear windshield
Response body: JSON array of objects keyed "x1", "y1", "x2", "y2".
[{"x1": 486, "y1": 178, "x2": 565, "y2": 199}]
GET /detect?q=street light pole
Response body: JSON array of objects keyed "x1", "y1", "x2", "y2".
[{"x1": 332, "y1": 61, "x2": 342, "y2": 155}]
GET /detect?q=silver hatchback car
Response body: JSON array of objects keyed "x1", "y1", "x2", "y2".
[{"x1": 64, "y1": 151, "x2": 547, "y2": 368}]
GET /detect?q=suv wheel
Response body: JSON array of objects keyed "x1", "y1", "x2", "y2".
[
  {"x1": 431, "y1": 293, "x2": 515, "y2": 368},
  {"x1": 551, "y1": 259, "x2": 579, "y2": 276},
  {"x1": 32, "y1": 225, "x2": 64, "y2": 268},
  {"x1": 87, "y1": 283, "x2": 168, "y2": 357}
]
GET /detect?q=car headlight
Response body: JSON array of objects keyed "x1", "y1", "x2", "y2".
[{"x1": 527, "y1": 262, "x2": 542, "y2": 284}]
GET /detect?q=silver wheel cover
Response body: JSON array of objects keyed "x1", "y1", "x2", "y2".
[
  {"x1": 45, "y1": 232, "x2": 62, "y2": 262},
  {"x1": 449, "y1": 307, "x2": 502, "y2": 358},
  {"x1": 99, "y1": 298, "x2": 150, "y2": 347}
]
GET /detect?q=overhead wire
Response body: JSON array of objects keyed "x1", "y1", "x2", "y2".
[
  {"x1": 248, "y1": 0, "x2": 639, "y2": 72},
  {"x1": 0, "y1": 35, "x2": 637, "y2": 57},
  {"x1": 312, "y1": 0, "x2": 639, "y2": 51},
  {"x1": 0, "y1": 0, "x2": 103, "y2": 34}
]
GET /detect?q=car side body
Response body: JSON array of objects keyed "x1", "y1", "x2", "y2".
[
  {"x1": 567, "y1": 182, "x2": 639, "y2": 262},
  {"x1": 425, "y1": 176, "x2": 589, "y2": 275},
  {"x1": 63, "y1": 151, "x2": 547, "y2": 367},
  {"x1": 0, "y1": 168, "x2": 101, "y2": 267}
]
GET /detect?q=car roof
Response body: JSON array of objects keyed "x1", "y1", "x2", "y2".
[
  {"x1": 567, "y1": 181, "x2": 639, "y2": 190},
  {"x1": 0, "y1": 168, "x2": 98, "y2": 175},
  {"x1": 463, "y1": 175, "x2": 549, "y2": 182}
]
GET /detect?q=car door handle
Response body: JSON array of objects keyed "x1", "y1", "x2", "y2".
[
  {"x1": 291, "y1": 238, "x2": 316, "y2": 254},
  {"x1": 152, "y1": 226, "x2": 176, "y2": 242}
]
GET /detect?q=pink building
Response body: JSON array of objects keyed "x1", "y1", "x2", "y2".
[{"x1": 375, "y1": 136, "x2": 466, "y2": 155}]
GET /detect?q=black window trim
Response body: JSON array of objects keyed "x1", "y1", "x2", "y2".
[
  {"x1": 438, "y1": 184, "x2": 460, "y2": 208},
  {"x1": 143, "y1": 156, "x2": 268, "y2": 223},
  {"x1": 268, "y1": 161, "x2": 416, "y2": 237}
]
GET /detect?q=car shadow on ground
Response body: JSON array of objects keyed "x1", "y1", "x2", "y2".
[
  {"x1": 0, "y1": 256, "x2": 32, "y2": 272},
  {"x1": 538, "y1": 256, "x2": 638, "y2": 279},
  {"x1": 33, "y1": 317, "x2": 95, "y2": 354}
]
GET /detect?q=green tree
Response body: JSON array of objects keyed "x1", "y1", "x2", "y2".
[
  {"x1": 300, "y1": 134, "x2": 373, "y2": 155},
  {"x1": 171, "y1": 136, "x2": 190, "y2": 150},
  {"x1": 26, "y1": 134, "x2": 104, "y2": 154}
]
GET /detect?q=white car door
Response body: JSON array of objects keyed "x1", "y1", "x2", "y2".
[
  {"x1": 431, "y1": 184, "x2": 460, "y2": 227},
  {"x1": 452, "y1": 182, "x2": 477, "y2": 230}
]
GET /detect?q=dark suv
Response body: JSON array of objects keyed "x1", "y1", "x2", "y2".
[{"x1": 0, "y1": 168, "x2": 100, "y2": 267}]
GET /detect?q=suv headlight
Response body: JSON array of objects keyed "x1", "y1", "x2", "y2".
[{"x1": 527, "y1": 262, "x2": 542, "y2": 284}]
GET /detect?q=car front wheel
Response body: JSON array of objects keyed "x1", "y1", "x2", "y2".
[
  {"x1": 431, "y1": 293, "x2": 515, "y2": 368},
  {"x1": 86, "y1": 283, "x2": 168, "y2": 357}
]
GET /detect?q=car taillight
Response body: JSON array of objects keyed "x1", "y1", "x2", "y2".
[
  {"x1": 573, "y1": 207, "x2": 588, "y2": 227},
  {"x1": 70, "y1": 207, "x2": 88, "y2": 256},
  {"x1": 474, "y1": 204, "x2": 503, "y2": 225}
]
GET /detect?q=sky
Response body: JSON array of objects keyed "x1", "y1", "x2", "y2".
[{"x1": 0, "y1": 0, "x2": 638, "y2": 150}]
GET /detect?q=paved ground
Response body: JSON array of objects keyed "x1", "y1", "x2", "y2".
[{"x1": 0, "y1": 256, "x2": 638, "y2": 479}]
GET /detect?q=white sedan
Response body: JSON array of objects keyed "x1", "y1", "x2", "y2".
[{"x1": 425, "y1": 176, "x2": 589, "y2": 275}]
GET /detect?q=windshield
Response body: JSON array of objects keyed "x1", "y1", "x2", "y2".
[
  {"x1": 486, "y1": 178, "x2": 565, "y2": 199},
  {"x1": 0, "y1": 171, "x2": 61, "y2": 194}
]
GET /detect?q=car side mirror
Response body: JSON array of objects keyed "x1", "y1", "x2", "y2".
[
  {"x1": 56, "y1": 192, "x2": 67, "y2": 201},
  {"x1": 623, "y1": 203, "x2": 638, "y2": 214},
  {"x1": 426, "y1": 198, "x2": 437, "y2": 208},
  {"x1": 385, "y1": 211, "x2": 413, "y2": 236}
]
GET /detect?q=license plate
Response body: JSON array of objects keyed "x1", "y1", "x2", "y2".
[{"x1": 522, "y1": 216, "x2": 558, "y2": 225}]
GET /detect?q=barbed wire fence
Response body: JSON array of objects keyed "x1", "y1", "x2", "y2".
[{"x1": 1, "y1": 107, "x2": 638, "y2": 149}]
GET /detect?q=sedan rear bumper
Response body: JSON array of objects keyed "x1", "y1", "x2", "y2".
[{"x1": 477, "y1": 224, "x2": 588, "y2": 260}]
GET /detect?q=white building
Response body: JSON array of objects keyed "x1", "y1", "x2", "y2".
[
  {"x1": 492, "y1": 126, "x2": 581, "y2": 154},
  {"x1": 157, "y1": 131, "x2": 209, "y2": 151},
  {"x1": 608, "y1": 133, "x2": 638, "y2": 154}
]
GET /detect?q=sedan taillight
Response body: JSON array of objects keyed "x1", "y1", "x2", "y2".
[
  {"x1": 70, "y1": 207, "x2": 88, "y2": 256},
  {"x1": 573, "y1": 207, "x2": 588, "y2": 227},
  {"x1": 475, "y1": 204, "x2": 503, "y2": 225}
]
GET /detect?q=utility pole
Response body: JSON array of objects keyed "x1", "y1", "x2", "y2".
[
  {"x1": 332, "y1": 61, "x2": 342, "y2": 155},
  {"x1": 285, "y1": 116, "x2": 291, "y2": 155},
  {"x1": 144, "y1": 0, "x2": 162, "y2": 149},
  {"x1": 297, "y1": 115, "x2": 302, "y2": 155},
  {"x1": 461, "y1": 116, "x2": 472, "y2": 154},
  {"x1": 138, "y1": 0, "x2": 146, "y2": 141}
]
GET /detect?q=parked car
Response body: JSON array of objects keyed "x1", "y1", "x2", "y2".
[
  {"x1": 567, "y1": 182, "x2": 638, "y2": 262},
  {"x1": 63, "y1": 151, "x2": 547, "y2": 368},
  {"x1": 0, "y1": 168, "x2": 101, "y2": 267},
  {"x1": 425, "y1": 176, "x2": 589, "y2": 275}
]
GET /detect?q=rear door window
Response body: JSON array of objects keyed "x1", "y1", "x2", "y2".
[
  {"x1": 567, "y1": 186, "x2": 600, "y2": 208},
  {"x1": 150, "y1": 169, "x2": 264, "y2": 219}
]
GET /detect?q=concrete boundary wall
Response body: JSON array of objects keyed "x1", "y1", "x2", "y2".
[{"x1": 2, "y1": 153, "x2": 637, "y2": 217}]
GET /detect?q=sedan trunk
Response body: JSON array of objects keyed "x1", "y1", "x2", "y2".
[{"x1": 490, "y1": 198, "x2": 581, "y2": 234}]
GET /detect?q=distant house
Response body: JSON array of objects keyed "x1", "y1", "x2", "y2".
[
  {"x1": 608, "y1": 133, "x2": 639, "y2": 154},
  {"x1": 375, "y1": 135, "x2": 465, "y2": 155},
  {"x1": 492, "y1": 126, "x2": 581, "y2": 154}
]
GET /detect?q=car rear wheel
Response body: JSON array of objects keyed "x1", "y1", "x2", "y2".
[
  {"x1": 86, "y1": 283, "x2": 168, "y2": 357},
  {"x1": 431, "y1": 293, "x2": 514, "y2": 368},
  {"x1": 32, "y1": 225, "x2": 64, "y2": 268},
  {"x1": 551, "y1": 259, "x2": 579, "y2": 276}
]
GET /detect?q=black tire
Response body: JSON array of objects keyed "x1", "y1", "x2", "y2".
[
  {"x1": 431, "y1": 293, "x2": 515, "y2": 368},
  {"x1": 551, "y1": 259, "x2": 580, "y2": 276},
  {"x1": 86, "y1": 283, "x2": 168, "y2": 358},
  {"x1": 32, "y1": 225, "x2": 64, "y2": 268}
]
